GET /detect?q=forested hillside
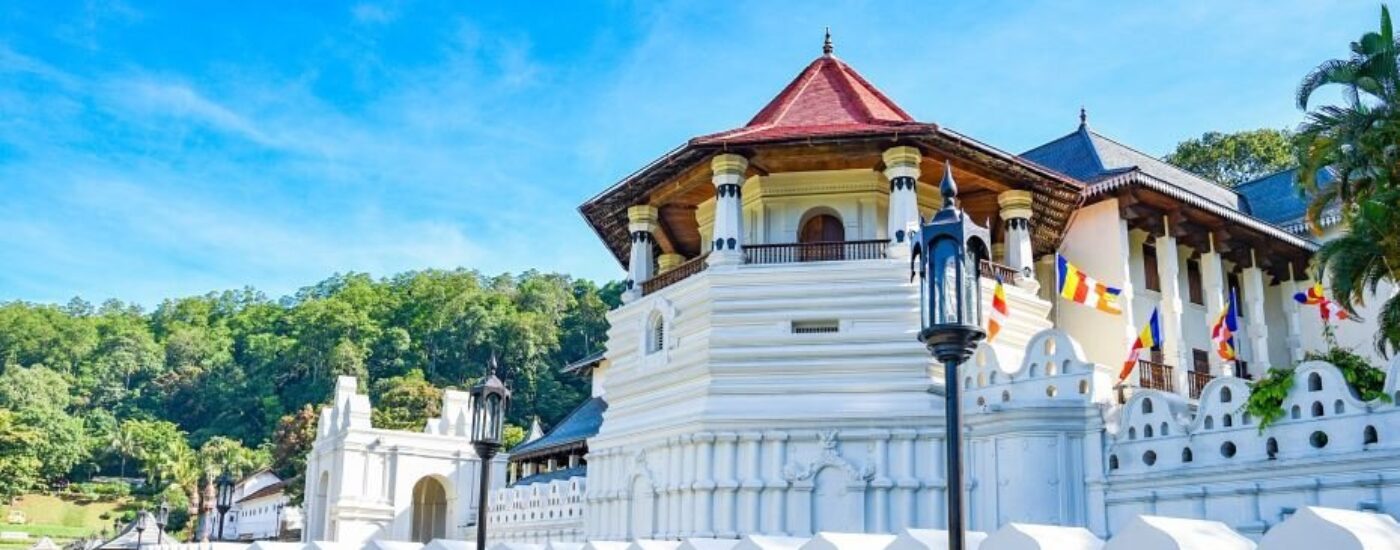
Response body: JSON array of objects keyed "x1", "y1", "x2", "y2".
[{"x1": 0, "y1": 269, "x2": 620, "y2": 512}]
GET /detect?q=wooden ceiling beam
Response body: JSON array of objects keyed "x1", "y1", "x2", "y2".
[{"x1": 653, "y1": 209, "x2": 679, "y2": 255}]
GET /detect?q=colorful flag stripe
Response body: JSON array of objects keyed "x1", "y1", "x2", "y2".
[{"x1": 1057, "y1": 255, "x2": 1123, "y2": 315}]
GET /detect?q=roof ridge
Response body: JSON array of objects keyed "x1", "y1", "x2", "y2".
[{"x1": 1084, "y1": 128, "x2": 1241, "y2": 197}]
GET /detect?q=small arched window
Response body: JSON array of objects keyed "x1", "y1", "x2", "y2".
[
  {"x1": 1311, "y1": 401, "x2": 1325, "y2": 418},
  {"x1": 1144, "y1": 424, "x2": 1154, "y2": 438},
  {"x1": 1334, "y1": 399, "x2": 1345, "y2": 414},
  {"x1": 1290, "y1": 405, "x2": 1302, "y2": 419},
  {"x1": 1266, "y1": 437, "x2": 1279, "y2": 460},
  {"x1": 1204, "y1": 415, "x2": 1214, "y2": 430},
  {"x1": 1128, "y1": 427, "x2": 1137, "y2": 440},
  {"x1": 1181, "y1": 447, "x2": 1193, "y2": 463},
  {"x1": 1108, "y1": 455, "x2": 1119, "y2": 470},
  {"x1": 648, "y1": 315, "x2": 665, "y2": 354},
  {"x1": 1223, "y1": 414, "x2": 1233, "y2": 428},
  {"x1": 1142, "y1": 398, "x2": 1154, "y2": 414},
  {"x1": 1221, "y1": 387, "x2": 1233, "y2": 403},
  {"x1": 1308, "y1": 372, "x2": 1323, "y2": 391},
  {"x1": 1364, "y1": 425, "x2": 1379, "y2": 445},
  {"x1": 1160, "y1": 422, "x2": 1170, "y2": 436}
]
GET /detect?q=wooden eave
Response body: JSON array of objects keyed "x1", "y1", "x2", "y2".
[
  {"x1": 579, "y1": 129, "x2": 1086, "y2": 268},
  {"x1": 1089, "y1": 169, "x2": 1316, "y2": 283}
]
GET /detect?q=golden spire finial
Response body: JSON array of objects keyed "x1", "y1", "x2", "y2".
[{"x1": 823, "y1": 27, "x2": 833, "y2": 56}]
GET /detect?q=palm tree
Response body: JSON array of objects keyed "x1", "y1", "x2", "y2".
[
  {"x1": 1295, "y1": 4, "x2": 1400, "y2": 356},
  {"x1": 1295, "y1": 5, "x2": 1400, "y2": 227},
  {"x1": 1314, "y1": 188, "x2": 1400, "y2": 355}
]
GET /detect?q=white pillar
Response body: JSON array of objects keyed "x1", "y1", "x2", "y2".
[
  {"x1": 1283, "y1": 267, "x2": 1306, "y2": 362},
  {"x1": 713, "y1": 432, "x2": 738, "y2": 538},
  {"x1": 708, "y1": 154, "x2": 748, "y2": 266},
  {"x1": 622, "y1": 205, "x2": 659, "y2": 303},
  {"x1": 1155, "y1": 230, "x2": 1191, "y2": 398},
  {"x1": 1242, "y1": 259, "x2": 1271, "y2": 374},
  {"x1": 1200, "y1": 236, "x2": 1229, "y2": 376},
  {"x1": 998, "y1": 189, "x2": 1036, "y2": 285},
  {"x1": 760, "y1": 431, "x2": 789, "y2": 535},
  {"x1": 692, "y1": 432, "x2": 716, "y2": 538},
  {"x1": 1118, "y1": 220, "x2": 1138, "y2": 350},
  {"x1": 736, "y1": 432, "x2": 763, "y2": 535},
  {"x1": 883, "y1": 146, "x2": 922, "y2": 256}
]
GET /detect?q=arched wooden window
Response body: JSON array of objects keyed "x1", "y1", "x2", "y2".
[
  {"x1": 799, "y1": 213, "x2": 845, "y2": 243},
  {"x1": 798, "y1": 212, "x2": 845, "y2": 261}
]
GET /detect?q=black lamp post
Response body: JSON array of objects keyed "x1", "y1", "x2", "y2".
[
  {"x1": 274, "y1": 503, "x2": 285, "y2": 541},
  {"x1": 133, "y1": 511, "x2": 146, "y2": 549},
  {"x1": 156, "y1": 498, "x2": 169, "y2": 546},
  {"x1": 195, "y1": 474, "x2": 207, "y2": 543},
  {"x1": 215, "y1": 472, "x2": 235, "y2": 541},
  {"x1": 914, "y1": 162, "x2": 990, "y2": 550},
  {"x1": 470, "y1": 354, "x2": 511, "y2": 550}
]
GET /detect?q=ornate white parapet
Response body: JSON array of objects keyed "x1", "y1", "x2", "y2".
[{"x1": 487, "y1": 476, "x2": 588, "y2": 544}]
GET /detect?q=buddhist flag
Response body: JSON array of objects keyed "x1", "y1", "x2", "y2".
[
  {"x1": 1056, "y1": 255, "x2": 1123, "y2": 315},
  {"x1": 1211, "y1": 290, "x2": 1239, "y2": 361},
  {"x1": 1120, "y1": 307, "x2": 1162, "y2": 382},
  {"x1": 987, "y1": 276, "x2": 1009, "y2": 342},
  {"x1": 1293, "y1": 283, "x2": 1351, "y2": 322}
]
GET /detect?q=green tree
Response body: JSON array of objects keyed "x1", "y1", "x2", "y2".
[
  {"x1": 0, "y1": 410, "x2": 43, "y2": 498},
  {"x1": 370, "y1": 369, "x2": 443, "y2": 431},
  {"x1": 1163, "y1": 129, "x2": 1296, "y2": 186},
  {"x1": 1295, "y1": 4, "x2": 1400, "y2": 354},
  {"x1": 269, "y1": 405, "x2": 319, "y2": 505}
]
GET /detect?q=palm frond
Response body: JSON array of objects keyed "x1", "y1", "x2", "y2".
[{"x1": 1298, "y1": 59, "x2": 1362, "y2": 109}]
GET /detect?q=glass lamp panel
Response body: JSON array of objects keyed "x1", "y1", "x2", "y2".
[{"x1": 963, "y1": 243, "x2": 979, "y2": 324}]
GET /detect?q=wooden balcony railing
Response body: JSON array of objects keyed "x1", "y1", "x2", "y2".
[
  {"x1": 1137, "y1": 360, "x2": 1175, "y2": 393},
  {"x1": 980, "y1": 259, "x2": 1021, "y2": 285},
  {"x1": 744, "y1": 239, "x2": 889, "y2": 265},
  {"x1": 641, "y1": 253, "x2": 709, "y2": 296},
  {"x1": 1188, "y1": 370, "x2": 1215, "y2": 400}
]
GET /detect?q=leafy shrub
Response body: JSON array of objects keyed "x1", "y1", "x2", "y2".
[
  {"x1": 1246, "y1": 339, "x2": 1391, "y2": 431},
  {"x1": 1246, "y1": 368, "x2": 1294, "y2": 431}
]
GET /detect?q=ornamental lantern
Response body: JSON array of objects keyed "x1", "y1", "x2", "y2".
[
  {"x1": 470, "y1": 354, "x2": 512, "y2": 448},
  {"x1": 470, "y1": 353, "x2": 512, "y2": 550},
  {"x1": 156, "y1": 498, "x2": 170, "y2": 543},
  {"x1": 912, "y1": 161, "x2": 990, "y2": 550},
  {"x1": 215, "y1": 472, "x2": 235, "y2": 540},
  {"x1": 915, "y1": 161, "x2": 991, "y2": 363}
]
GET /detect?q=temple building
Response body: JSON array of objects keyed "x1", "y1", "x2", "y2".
[{"x1": 307, "y1": 39, "x2": 1400, "y2": 545}]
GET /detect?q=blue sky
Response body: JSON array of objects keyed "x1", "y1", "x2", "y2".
[{"x1": 0, "y1": 1, "x2": 1377, "y2": 306}]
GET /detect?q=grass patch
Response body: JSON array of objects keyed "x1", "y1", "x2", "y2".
[{"x1": 0, "y1": 493, "x2": 127, "y2": 544}]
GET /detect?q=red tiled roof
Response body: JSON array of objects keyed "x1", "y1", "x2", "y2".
[{"x1": 692, "y1": 54, "x2": 934, "y2": 145}]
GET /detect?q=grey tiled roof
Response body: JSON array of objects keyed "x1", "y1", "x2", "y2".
[
  {"x1": 1022, "y1": 123, "x2": 1241, "y2": 209},
  {"x1": 511, "y1": 465, "x2": 586, "y2": 486},
  {"x1": 1236, "y1": 167, "x2": 1337, "y2": 230},
  {"x1": 509, "y1": 397, "x2": 606, "y2": 457}
]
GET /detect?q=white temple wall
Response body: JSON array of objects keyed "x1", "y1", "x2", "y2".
[
  {"x1": 588, "y1": 259, "x2": 1057, "y2": 541},
  {"x1": 1095, "y1": 357, "x2": 1400, "y2": 539},
  {"x1": 304, "y1": 377, "x2": 505, "y2": 546},
  {"x1": 1053, "y1": 199, "x2": 1131, "y2": 369}
]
